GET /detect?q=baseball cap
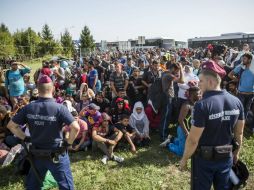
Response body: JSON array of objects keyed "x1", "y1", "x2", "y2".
[
  {"x1": 201, "y1": 60, "x2": 226, "y2": 78},
  {"x1": 88, "y1": 103, "x2": 100, "y2": 110}
]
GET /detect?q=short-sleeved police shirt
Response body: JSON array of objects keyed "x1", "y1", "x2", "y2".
[
  {"x1": 12, "y1": 98, "x2": 74, "y2": 149},
  {"x1": 192, "y1": 90, "x2": 244, "y2": 146}
]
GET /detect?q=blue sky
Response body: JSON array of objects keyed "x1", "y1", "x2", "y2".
[{"x1": 1, "y1": 0, "x2": 254, "y2": 42}]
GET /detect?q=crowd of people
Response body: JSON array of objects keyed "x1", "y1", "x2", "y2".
[{"x1": 0, "y1": 43, "x2": 253, "y2": 189}]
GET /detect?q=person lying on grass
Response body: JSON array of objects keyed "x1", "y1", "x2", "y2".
[
  {"x1": 92, "y1": 112, "x2": 124, "y2": 164},
  {"x1": 115, "y1": 114, "x2": 137, "y2": 153},
  {"x1": 64, "y1": 110, "x2": 90, "y2": 152}
]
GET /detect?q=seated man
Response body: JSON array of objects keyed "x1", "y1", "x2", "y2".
[
  {"x1": 79, "y1": 103, "x2": 101, "y2": 129},
  {"x1": 92, "y1": 92, "x2": 110, "y2": 113},
  {"x1": 92, "y1": 113, "x2": 123, "y2": 164}
]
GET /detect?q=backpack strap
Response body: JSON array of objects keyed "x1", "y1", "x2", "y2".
[{"x1": 5, "y1": 70, "x2": 10, "y2": 86}]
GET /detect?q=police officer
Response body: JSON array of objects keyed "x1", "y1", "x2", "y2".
[
  {"x1": 7, "y1": 75, "x2": 80, "y2": 190},
  {"x1": 179, "y1": 57, "x2": 245, "y2": 189}
]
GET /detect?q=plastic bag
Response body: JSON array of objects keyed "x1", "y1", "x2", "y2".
[{"x1": 42, "y1": 171, "x2": 58, "y2": 190}]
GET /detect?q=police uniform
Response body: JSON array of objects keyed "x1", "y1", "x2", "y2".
[
  {"x1": 191, "y1": 90, "x2": 244, "y2": 189},
  {"x1": 12, "y1": 96, "x2": 75, "y2": 189}
]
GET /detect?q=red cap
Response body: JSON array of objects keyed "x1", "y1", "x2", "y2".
[
  {"x1": 41, "y1": 68, "x2": 52, "y2": 76},
  {"x1": 38, "y1": 75, "x2": 52, "y2": 84},
  {"x1": 116, "y1": 97, "x2": 124, "y2": 103},
  {"x1": 201, "y1": 60, "x2": 226, "y2": 78}
]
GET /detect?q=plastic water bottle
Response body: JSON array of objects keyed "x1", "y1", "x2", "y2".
[{"x1": 230, "y1": 169, "x2": 240, "y2": 185}]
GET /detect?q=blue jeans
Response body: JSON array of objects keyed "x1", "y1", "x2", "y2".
[
  {"x1": 26, "y1": 152, "x2": 74, "y2": 190},
  {"x1": 192, "y1": 155, "x2": 233, "y2": 190},
  {"x1": 168, "y1": 126, "x2": 186, "y2": 156},
  {"x1": 159, "y1": 95, "x2": 173, "y2": 141}
]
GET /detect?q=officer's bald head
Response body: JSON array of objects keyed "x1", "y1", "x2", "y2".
[
  {"x1": 37, "y1": 76, "x2": 54, "y2": 96},
  {"x1": 38, "y1": 82, "x2": 54, "y2": 95},
  {"x1": 199, "y1": 70, "x2": 221, "y2": 93}
]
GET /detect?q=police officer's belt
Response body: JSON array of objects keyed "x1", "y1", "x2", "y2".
[
  {"x1": 195, "y1": 145, "x2": 232, "y2": 161},
  {"x1": 29, "y1": 148, "x2": 66, "y2": 160}
]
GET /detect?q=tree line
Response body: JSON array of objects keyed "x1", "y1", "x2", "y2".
[{"x1": 0, "y1": 23, "x2": 95, "y2": 59}]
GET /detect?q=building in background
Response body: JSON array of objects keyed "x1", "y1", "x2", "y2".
[
  {"x1": 188, "y1": 33, "x2": 254, "y2": 49},
  {"x1": 96, "y1": 36, "x2": 187, "y2": 51}
]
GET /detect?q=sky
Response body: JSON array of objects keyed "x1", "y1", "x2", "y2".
[{"x1": 1, "y1": 0, "x2": 254, "y2": 42}]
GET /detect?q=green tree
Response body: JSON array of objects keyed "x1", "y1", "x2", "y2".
[
  {"x1": 0, "y1": 23, "x2": 9, "y2": 33},
  {"x1": 61, "y1": 29, "x2": 74, "y2": 57},
  {"x1": 80, "y1": 26, "x2": 95, "y2": 54},
  {"x1": 38, "y1": 24, "x2": 62, "y2": 56},
  {"x1": 13, "y1": 27, "x2": 41, "y2": 59},
  {"x1": 41, "y1": 24, "x2": 54, "y2": 41},
  {"x1": 0, "y1": 23, "x2": 15, "y2": 58}
]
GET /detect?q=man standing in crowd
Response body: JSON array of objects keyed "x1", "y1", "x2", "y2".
[
  {"x1": 142, "y1": 60, "x2": 161, "y2": 89},
  {"x1": 110, "y1": 62, "x2": 129, "y2": 97},
  {"x1": 228, "y1": 53, "x2": 254, "y2": 118},
  {"x1": 7, "y1": 75, "x2": 80, "y2": 190},
  {"x1": 180, "y1": 61, "x2": 245, "y2": 189},
  {"x1": 160, "y1": 63, "x2": 184, "y2": 141},
  {"x1": 5, "y1": 61, "x2": 31, "y2": 108}
]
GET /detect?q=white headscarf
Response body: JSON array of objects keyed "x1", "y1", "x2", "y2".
[{"x1": 132, "y1": 101, "x2": 145, "y2": 121}]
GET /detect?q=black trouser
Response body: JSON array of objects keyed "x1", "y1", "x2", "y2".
[{"x1": 238, "y1": 93, "x2": 254, "y2": 118}]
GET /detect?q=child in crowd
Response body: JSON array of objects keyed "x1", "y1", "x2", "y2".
[
  {"x1": 111, "y1": 97, "x2": 131, "y2": 124},
  {"x1": 129, "y1": 101, "x2": 150, "y2": 146},
  {"x1": 64, "y1": 111, "x2": 90, "y2": 151},
  {"x1": 66, "y1": 76, "x2": 77, "y2": 96},
  {"x1": 115, "y1": 114, "x2": 137, "y2": 153}
]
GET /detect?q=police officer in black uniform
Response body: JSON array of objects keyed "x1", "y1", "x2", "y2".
[
  {"x1": 7, "y1": 75, "x2": 80, "y2": 190},
  {"x1": 179, "y1": 45, "x2": 245, "y2": 190}
]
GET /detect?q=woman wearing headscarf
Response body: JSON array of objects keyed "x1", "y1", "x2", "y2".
[{"x1": 129, "y1": 101, "x2": 150, "y2": 146}]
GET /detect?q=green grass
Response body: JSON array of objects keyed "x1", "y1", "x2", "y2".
[
  {"x1": 0, "y1": 131, "x2": 253, "y2": 190},
  {"x1": 0, "y1": 59, "x2": 253, "y2": 190}
]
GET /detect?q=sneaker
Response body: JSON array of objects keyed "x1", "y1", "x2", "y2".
[
  {"x1": 101, "y1": 155, "x2": 108, "y2": 165},
  {"x1": 3, "y1": 144, "x2": 22, "y2": 166},
  {"x1": 159, "y1": 135, "x2": 172, "y2": 147},
  {"x1": 113, "y1": 155, "x2": 124, "y2": 163}
]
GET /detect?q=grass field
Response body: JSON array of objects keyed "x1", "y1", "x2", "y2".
[{"x1": 0, "y1": 59, "x2": 253, "y2": 190}]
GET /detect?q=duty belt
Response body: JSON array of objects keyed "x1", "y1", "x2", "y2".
[
  {"x1": 29, "y1": 147, "x2": 66, "y2": 163},
  {"x1": 195, "y1": 145, "x2": 233, "y2": 161}
]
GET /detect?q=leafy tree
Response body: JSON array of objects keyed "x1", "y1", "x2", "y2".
[
  {"x1": 80, "y1": 26, "x2": 95, "y2": 53},
  {"x1": 0, "y1": 23, "x2": 15, "y2": 58},
  {"x1": 61, "y1": 29, "x2": 74, "y2": 56},
  {"x1": 13, "y1": 27, "x2": 41, "y2": 58},
  {"x1": 0, "y1": 23, "x2": 9, "y2": 33}
]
